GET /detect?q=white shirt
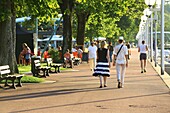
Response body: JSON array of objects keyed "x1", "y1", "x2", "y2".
[
  {"x1": 72, "y1": 48, "x2": 77, "y2": 52},
  {"x1": 114, "y1": 44, "x2": 128, "y2": 64},
  {"x1": 139, "y1": 44, "x2": 147, "y2": 53},
  {"x1": 88, "y1": 45, "x2": 97, "y2": 59}
]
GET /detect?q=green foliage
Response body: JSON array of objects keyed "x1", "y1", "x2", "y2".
[
  {"x1": 0, "y1": 0, "x2": 59, "y2": 22},
  {"x1": 74, "y1": 0, "x2": 146, "y2": 42},
  {"x1": 48, "y1": 49, "x2": 62, "y2": 63}
]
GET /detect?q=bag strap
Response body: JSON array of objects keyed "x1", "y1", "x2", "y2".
[{"x1": 117, "y1": 44, "x2": 124, "y2": 56}]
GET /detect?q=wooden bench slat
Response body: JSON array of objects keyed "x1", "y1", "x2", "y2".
[
  {"x1": 46, "y1": 58, "x2": 62, "y2": 73},
  {"x1": 0, "y1": 69, "x2": 10, "y2": 75},
  {"x1": 0, "y1": 65, "x2": 24, "y2": 89},
  {"x1": 0, "y1": 65, "x2": 10, "y2": 70},
  {"x1": 33, "y1": 59, "x2": 50, "y2": 77}
]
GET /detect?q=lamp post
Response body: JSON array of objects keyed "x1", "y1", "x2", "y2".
[
  {"x1": 143, "y1": 8, "x2": 152, "y2": 60},
  {"x1": 153, "y1": 1, "x2": 161, "y2": 67},
  {"x1": 141, "y1": 15, "x2": 147, "y2": 41},
  {"x1": 160, "y1": 0, "x2": 165, "y2": 75},
  {"x1": 154, "y1": 11, "x2": 158, "y2": 67},
  {"x1": 145, "y1": 0, "x2": 156, "y2": 62}
]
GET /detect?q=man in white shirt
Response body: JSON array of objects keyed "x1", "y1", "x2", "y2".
[
  {"x1": 138, "y1": 40, "x2": 148, "y2": 73},
  {"x1": 88, "y1": 42, "x2": 98, "y2": 71},
  {"x1": 113, "y1": 36, "x2": 128, "y2": 88}
]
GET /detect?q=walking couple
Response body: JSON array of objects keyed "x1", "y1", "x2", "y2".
[{"x1": 88, "y1": 37, "x2": 129, "y2": 88}]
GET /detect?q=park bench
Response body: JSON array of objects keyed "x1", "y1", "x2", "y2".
[
  {"x1": 0, "y1": 65, "x2": 24, "y2": 89},
  {"x1": 73, "y1": 58, "x2": 81, "y2": 66},
  {"x1": 46, "y1": 58, "x2": 63, "y2": 73},
  {"x1": 34, "y1": 60, "x2": 50, "y2": 77}
]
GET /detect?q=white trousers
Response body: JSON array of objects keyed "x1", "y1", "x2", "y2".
[
  {"x1": 89, "y1": 58, "x2": 96, "y2": 70},
  {"x1": 116, "y1": 63, "x2": 126, "y2": 85}
]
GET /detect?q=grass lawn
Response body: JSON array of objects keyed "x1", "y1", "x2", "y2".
[
  {"x1": 18, "y1": 63, "x2": 67, "y2": 74},
  {"x1": 15, "y1": 64, "x2": 68, "y2": 83},
  {"x1": 0, "y1": 76, "x2": 45, "y2": 83},
  {"x1": 16, "y1": 65, "x2": 44, "y2": 83}
]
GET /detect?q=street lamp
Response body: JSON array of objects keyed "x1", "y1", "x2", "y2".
[
  {"x1": 153, "y1": 0, "x2": 161, "y2": 67},
  {"x1": 160, "y1": 0, "x2": 165, "y2": 75},
  {"x1": 143, "y1": 8, "x2": 152, "y2": 60},
  {"x1": 145, "y1": 0, "x2": 156, "y2": 62},
  {"x1": 141, "y1": 16, "x2": 147, "y2": 41},
  {"x1": 145, "y1": 0, "x2": 156, "y2": 7}
]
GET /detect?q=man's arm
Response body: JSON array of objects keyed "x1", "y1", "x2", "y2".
[
  {"x1": 138, "y1": 46, "x2": 140, "y2": 52},
  {"x1": 146, "y1": 45, "x2": 148, "y2": 51}
]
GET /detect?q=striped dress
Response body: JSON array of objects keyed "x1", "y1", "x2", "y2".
[{"x1": 93, "y1": 48, "x2": 110, "y2": 77}]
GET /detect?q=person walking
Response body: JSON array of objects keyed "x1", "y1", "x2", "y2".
[
  {"x1": 88, "y1": 42, "x2": 98, "y2": 71},
  {"x1": 126, "y1": 42, "x2": 131, "y2": 60},
  {"x1": 44, "y1": 47, "x2": 50, "y2": 62},
  {"x1": 108, "y1": 42, "x2": 114, "y2": 62},
  {"x1": 138, "y1": 40, "x2": 148, "y2": 73},
  {"x1": 113, "y1": 36, "x2": 128, "y2": 88},
  {"x1": 24, "y1": 44, "x2": 31, "y2": 65},
  {"x1": 93, "y1": 41, "x2": 110, "y2": 88}
]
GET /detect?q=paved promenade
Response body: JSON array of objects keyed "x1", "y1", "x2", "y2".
[{"x1": 0, "y1": 48, "x2": 170, "y2": 113}]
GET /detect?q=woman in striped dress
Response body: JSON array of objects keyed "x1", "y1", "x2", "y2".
[{"x1": 93, "y1": 41, "x2": 110, "y2": 88}]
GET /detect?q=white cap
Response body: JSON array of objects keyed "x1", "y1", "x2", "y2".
[{"x1": 119, "y1": 36, "x2": 124, "y2": 40}]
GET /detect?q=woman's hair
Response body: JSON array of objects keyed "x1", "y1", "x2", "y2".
[
  {"x1": 22, "y1": 43, "x2": 28, "y2": 48},
  {"x1": 46, "y1": 47, "x2": 49, "y2": 51},
  {"x1": 66, "y1": 49, "x2": 70, "y2": 52},
  {"x1": 100, "y1": 41, "x2": 106, "y2": 48},
  {"x1": 142, "y1": 40, "x2": 145, "y2": 44}
]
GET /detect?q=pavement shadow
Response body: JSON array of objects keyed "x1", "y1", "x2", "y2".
[
  {"x1": 10, "y1": 92, "x2": 169, "y2": 113},
  {"x1": 0, "y1": 87, "x2": 117, "y2": 102}
]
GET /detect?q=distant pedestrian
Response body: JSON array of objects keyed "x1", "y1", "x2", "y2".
[
  {"x1": 126, "y1": 42, "x2": 131, "y2": 60},
  {"x1": 77, "y1": 47, "x2": 83, "y2": 63},
  {"x1": 88, "y1": 42, "x2": 98, "y2": 71},
  {"x1": 138, "y1": 40, "x2": 148, "y2": 73},
  {"x1": 24, "y1": 44, "x2": 31, "y2": 65},
  {"x1": 108, "y1": 42, "x2": 114, "y2": 62},
  {"x1": 113, "y1": 36, "x2": 128, "y2": 88},
  {"x1": 93, "y1": 41, "x2": 110, "y2": 88},
  {"x1": 19, "y1": 43, "x2": 31, "y2": 65},
  {"x1": 44, "y1": 47, "x2": 50, "y2": 62}
]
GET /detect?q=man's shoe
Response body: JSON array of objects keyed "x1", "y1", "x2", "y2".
[
  {"x1": 118, "y1": 82, "x2": 121, "y2": 88},
  {"x1": 141, "y1": 71, "x2": 143, "y2": 73},
  {"x1": 99, "y1": 86, "x2": 102, "y2": 88},
  {"x1": 120, "y1": 83, "x2": 124, "y2": 88},
  {"x1": 144, "y1": 69, "x2": 146, "y2": 72},
  {"x1": 104, "y1": 85, "x2": 107, "y2": 87}
]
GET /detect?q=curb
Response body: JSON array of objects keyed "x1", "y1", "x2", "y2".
[{"x1": 149, "y1": 61, "x2": 170, "y2": 89}]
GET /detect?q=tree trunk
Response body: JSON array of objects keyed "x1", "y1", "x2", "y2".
[
  {"x1": 58, "y1": 0, "x2": 74, "y2": 56},
  {"x1": 62, "y1": 13, "x2": 72, "y2": 53},
  {"x1": 0, "y1": 1, "x2": 18, "y2": 74},
  {"x1": 76, "y1": 12, "x2": 90, "y2": 46}
]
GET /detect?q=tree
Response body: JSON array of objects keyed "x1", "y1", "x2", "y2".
[
  {"x1": 0, "y1": 0, "x2": 18, "y2": 73},
  {"x1": 57, "y1": 0, "x2": 74, "y2": 55},
  {"x1": 0, "y1": 0, "x2": 58, "y2": 73},
  {"x1": 73, "y1": 0, "x2": 145, "y2": 44}
]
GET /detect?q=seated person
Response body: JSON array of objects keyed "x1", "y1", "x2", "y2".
[
  {"x1": 64, "y1": 49, "x2": 71, "y2": 63},
  {"x1": 64, "y1": 49, "x2": 74, "y2": 68}
]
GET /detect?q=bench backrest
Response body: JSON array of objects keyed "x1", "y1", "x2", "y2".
[
  {"x1": 0, "y1": 65, "x2": 10, "y2": 77},
  {"x1": 34, "y1": 60, "x2": 41, "y2": 68},
  {"x1": 47, "y1": 58, "x2": 53, "y2": 66}
]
